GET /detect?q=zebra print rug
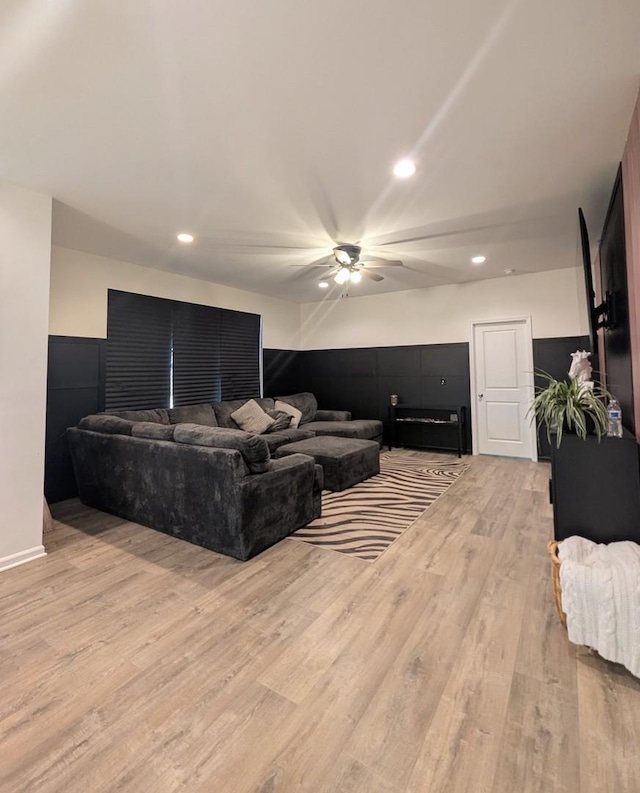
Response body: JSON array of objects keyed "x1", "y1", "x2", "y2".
[{"x1": 290, "y1": 452, "x2": 468, "y2": 562}]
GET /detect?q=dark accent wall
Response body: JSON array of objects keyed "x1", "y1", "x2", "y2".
[
  {"x1": 263, "y1": 349, "x2": 301, "y2": 397},
  {"x1": 46, "y1": 336, "x2": 106, "y2": 503},
  {"x1": 268, "y1": 336, "x2": 590, "y2": 458},
  {"x1": 45, "y1": 334, "x2": 589, "y2": 503},
  {"x1": 532, "y1": 335, "x2": 590, "y2": 459},
  {"x1": 275, "y1": 343, "x2": 474, "y2": 454}
]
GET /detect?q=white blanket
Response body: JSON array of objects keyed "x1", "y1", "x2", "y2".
[{"x1": 559, "y1": 535, "x2": 640, "y2": 678}]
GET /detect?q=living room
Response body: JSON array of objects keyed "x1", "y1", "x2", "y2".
[{"x1": 3, "y1": 2, "x2": 640, "y2": 791}]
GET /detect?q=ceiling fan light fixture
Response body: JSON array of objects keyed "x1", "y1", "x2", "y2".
[
  {"x1": 334, "y1": 266, "x2": 351, "y2": 285},
  {"x1": 349, "y1": 269, "x2": 362, "y2": 283},
  {"x1": 334, "y1": 248, "x2": 353, "y2": 265},
  {"x1": 393, "y1": 159, "x2": 416, "y2": 178}
]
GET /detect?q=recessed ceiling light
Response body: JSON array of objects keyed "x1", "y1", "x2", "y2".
[
  {"x1": 471, "y1": 255, "x2": 486, "y2": 264},
  {"x1": 393, "y1": 159, "x2": 416, "y2": 178},
  {"x1": 177, "y1": 232, "x2": 194, "y2": 243},
  {"x1": 319, "y1": 281, "x2": 329, "y2": 289}
]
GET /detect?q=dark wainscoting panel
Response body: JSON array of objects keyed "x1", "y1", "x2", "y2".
[
  {"x1": 269, "y1": 336, "x2": 590, "y2": 457},
  {"x1": 293, "y1": 343, "x2": 473, "y2": 454},
  {"x1": 46, "y1": 336, "x2": 106, "y2": 503},
  {"x1": 263, "y1": 349, "x2": 301, "y2": 398},
  {"x1": 532, "y1": 335, "x2": 590, "y2": 460},
  {"x1": 43, "y1": 335, "x2": 586, "y2": 503}
]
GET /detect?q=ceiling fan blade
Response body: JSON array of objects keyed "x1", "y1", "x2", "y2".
[
  {"x1": 288, "y1": 254, "x2": 333, "y2": 267},
  {"x1": 359, "y1": 259, "x2": 403, "y2": 267},
  {"x1": 359, "y1": 268, "x2": 384, "y2": 282}
]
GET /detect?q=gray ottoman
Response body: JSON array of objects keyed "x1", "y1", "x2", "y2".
[{"x1": 275, "y1": 436, "x2": 380, "y2": 491}]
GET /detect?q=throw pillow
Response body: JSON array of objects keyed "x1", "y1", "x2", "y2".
[
  {"x1": 274, "y1": 393, "x2": 317, "y2": 424},
  {"x1": 275, "y1": 400, "x2": 302, "y2": 429},
  {"x1": 230, "y1": 399, "x2": 275, "y2": 434},
  {"x1": 265, "y1": 409, "x2": 293, "y2": 432}
]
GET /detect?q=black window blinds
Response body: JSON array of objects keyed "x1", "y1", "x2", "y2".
[{"x1": 106, "y1": 290, "x2": 261, "y2": 411}]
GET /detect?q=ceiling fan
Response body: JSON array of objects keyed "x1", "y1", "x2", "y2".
[{"x1": 296, "y1": 244, "x2": 404, "y2": 285}]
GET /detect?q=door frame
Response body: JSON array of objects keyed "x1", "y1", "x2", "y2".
[{"x1": 469, "y1": 316, "x2": 538, "y2": 461}]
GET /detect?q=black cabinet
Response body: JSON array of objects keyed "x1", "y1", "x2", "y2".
[
  {"x1": 389, "y1": 405, "x2": 466, "y2": 457},
  {"x1": 550, "y1": 430, "x2": 640, "y2": 543}
]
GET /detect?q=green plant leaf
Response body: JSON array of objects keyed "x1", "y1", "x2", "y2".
[{"x1": 528, "y1": 368, "x2": 611, "y2": 448}]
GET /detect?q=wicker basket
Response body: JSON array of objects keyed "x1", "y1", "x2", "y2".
[{"x1": 548, "y1": 540, "x2": 567, "y2": 627}]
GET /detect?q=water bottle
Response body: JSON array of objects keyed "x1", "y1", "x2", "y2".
[{"x1": 607, "y1": 397, "x2": 623, "y2": 438}]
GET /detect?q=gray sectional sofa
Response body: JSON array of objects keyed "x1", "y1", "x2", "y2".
[
  {"x1": 68, "y1": 393, "x2": 382, "y2": 561},
  {"x1": 68, "y1": 413, "x2": 323, "y2": 561},
  {"x1": 270, "y1": 392, "x2": 383, "y2": 446}
]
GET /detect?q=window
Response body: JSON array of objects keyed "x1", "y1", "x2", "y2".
[
  {"x1": 106, "y1": 290, "x2": 261, "y2": 411},
  {"x1": 172, "y1": 301, "x2": 222, "y2": 405},
  {"x1": 106, "y1": 292, "x2": 172, "y2": 410}
]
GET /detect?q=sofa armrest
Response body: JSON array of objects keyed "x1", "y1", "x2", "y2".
[
  {"x1": 238, "y1": 453, "x2": 322, "y2": 549},
  {"x1": 260, "y1": 456, "x2": 323, "y2": 492},
  {"x1": 315, "y1": 409, "x2": 351, "y2": 422}
]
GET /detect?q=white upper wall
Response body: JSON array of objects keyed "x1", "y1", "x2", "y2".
[
  {"x1": 49, "y1": 246, "x2": 301, "y2": 349},
  {"x1": 50, "y1": 246, "x2": 588, "y2": 353},
  {"x1": 1, "y1": 182, "x2": 51, "y2": 569},
  {"x1": 300, "y1": 268, "x2": 588, "y2": 350}
]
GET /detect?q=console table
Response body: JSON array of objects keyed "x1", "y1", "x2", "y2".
[
  {"x1": 388, "y1": 405, "x2": 466, "y2": 458},
  {"x1": 550, "y1": 429, "x2": 640, "y2": 543}
]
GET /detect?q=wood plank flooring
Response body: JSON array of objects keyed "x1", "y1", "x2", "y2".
[{"x1": 2, "y1": 450, "x2": 640, "y2": 792}]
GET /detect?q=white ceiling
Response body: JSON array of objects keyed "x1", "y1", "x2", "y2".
[{"x1": 2, "y1": 0, "x2": 640, "y2": 302}]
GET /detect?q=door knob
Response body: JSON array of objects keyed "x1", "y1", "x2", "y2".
[{"x1": 478, "y1": 393, "x2": 484, "y2": 400}]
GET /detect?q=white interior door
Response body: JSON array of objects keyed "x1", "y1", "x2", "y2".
[{"x1": 472, "y1": 319, "x2": 536, "y2": 459}]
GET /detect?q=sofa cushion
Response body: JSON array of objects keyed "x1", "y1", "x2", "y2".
[
  {"x1": 167, "y1": 403, "x2": 218, "y2": 427},
  {"x1": 303, "y1": 419, "x2": 383, "y2": 441},
  {"x1": 275, "y1": 393, "x2": 318, "y2": 424},
  {"x1": 231, "y1": 399, "x2": 275, "y2": 434},
  {"x1": 275, "y1": 400, "x2": 302, "y2": 429},
  {"x1": 211, "y1": 398, "x2": 275, "y2": 428},
  {"x1": 79, "y1": 415, "x2": 134, "y2": 435},
  {"x1": 131, "y1": 422, "x2": 176, "y2": 441},
  {"x1": 262, "y1": 427, "x2": 316, "y2": 453},
  {"x1": 173, "y1": 424, "x2": 270, "y2": 473},
  {"x1": 315, "y1": 409, "x2": 351, "y2": 422},
  {"x1": 265, "y1": 409, "x2": 292, "y2": 432},
  {"x1": 110, "y1": 408, "x2": 170, "y2": 425},
  {"x1": 212, "y1": 399, "x2": 247, "y2": 429}
]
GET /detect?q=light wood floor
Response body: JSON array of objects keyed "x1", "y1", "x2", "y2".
[{"x1": 3, "y1": 450, "x2": 640, "y2": 792}]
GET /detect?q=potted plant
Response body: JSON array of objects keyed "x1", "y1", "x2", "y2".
[{"x1": 529, "y1": 369, "x2": 610, "y2": 448}]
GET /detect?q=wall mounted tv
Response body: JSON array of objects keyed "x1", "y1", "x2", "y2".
[
  {"x1": 578, "y1": 207, "x2": 614, "y2": 369},
  {"x1": 597, "y1": 166, "x2": 634, "y2": 435}
]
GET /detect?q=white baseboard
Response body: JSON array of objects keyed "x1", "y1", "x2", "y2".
[{"x1": 0, "y1": 545, "x2": 47, "y2": 573}]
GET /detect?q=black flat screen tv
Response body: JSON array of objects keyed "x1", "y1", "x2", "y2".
[{"x1": 578, "y1": 207, "x2": 599, "y2": 363}]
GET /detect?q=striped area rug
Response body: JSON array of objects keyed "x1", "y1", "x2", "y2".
[{"x1": 290, "y1": 452, "x2": 468, "y2": 562}]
